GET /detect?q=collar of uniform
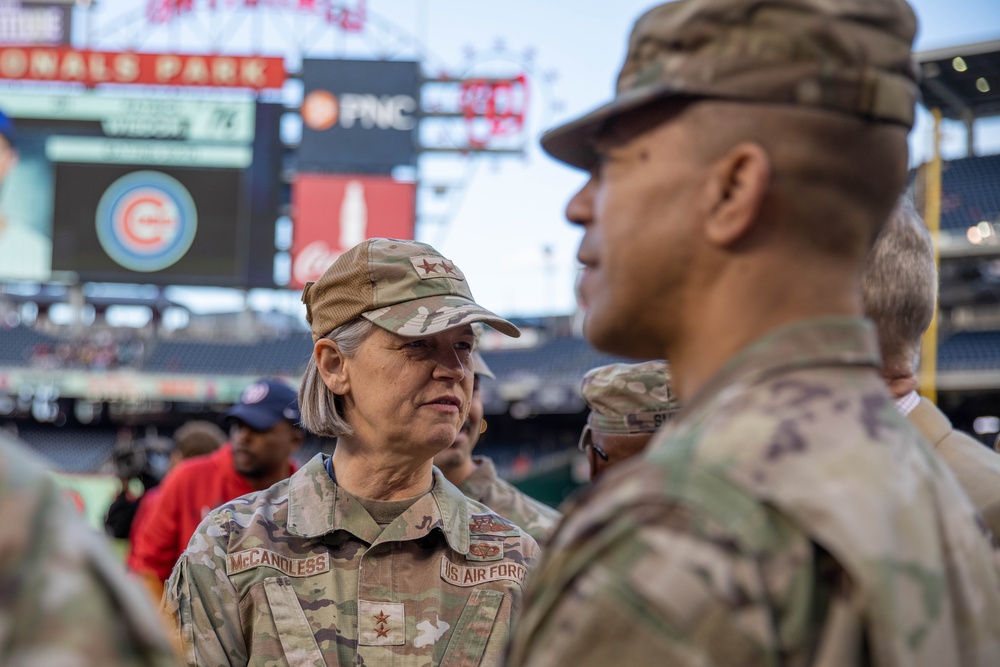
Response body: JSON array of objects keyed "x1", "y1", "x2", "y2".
[
  {"x1": 680, "y1": 317, "x2": 881, "y2": 419},
  {"x1": 286, "y1": 454, "x2": 471, "y2": 554},
  {"x1": 457, "y1": 455, "x2": 498, "y2": 503}
]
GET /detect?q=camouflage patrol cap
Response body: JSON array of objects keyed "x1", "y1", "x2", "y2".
[
  {"x1": 581, "y1": 360, "x2": 680, "y2": 434},
  {"x1": 302, "y1": 238, "x2": 520, "y2": 342},
  {"x1": 542, "y1": 0, "x2": 920, "y2": 169}
]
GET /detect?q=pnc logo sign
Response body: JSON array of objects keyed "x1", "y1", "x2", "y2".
[
  {"x1": 302, "y1": 89, "x2": 417, "y2": 132},
  {"x1": 96, "y1": 171, "x2": 198, "y2": 273}
]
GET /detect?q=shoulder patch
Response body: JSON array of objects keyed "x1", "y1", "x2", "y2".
[
  {"x1": 469, "y1": 513, "x2": 519, "y2": 536},
  {"x1": 440, "y1": 556, "x2": 526, "y2": 587},
  {"x1": 226, "y1": 548, "x2": 330, "y2": 577}
]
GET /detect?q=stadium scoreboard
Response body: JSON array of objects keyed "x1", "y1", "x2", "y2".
[{"x1": 0, "y1": 87, "x2": 281, "y2": 287}]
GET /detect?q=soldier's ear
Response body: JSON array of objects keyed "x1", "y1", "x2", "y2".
[
  {"x1": 703, "y1": 142, "x2": 770, "y2": 248},
  {"x1": 315, "y1": 339, "x2": 350, "y2": 396}
]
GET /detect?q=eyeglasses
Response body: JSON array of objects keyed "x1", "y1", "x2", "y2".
[{"x1": 577, "y1": 425, "x2": 608, "y2": 461}]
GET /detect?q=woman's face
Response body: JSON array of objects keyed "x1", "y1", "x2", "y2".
[{"x1": 333, "y1": 324, "x2": 476, "y2": 457}]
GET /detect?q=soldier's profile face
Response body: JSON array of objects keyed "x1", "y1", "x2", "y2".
[{"x1": 568, "y1": 103, "x2": 709, "y2": 357}]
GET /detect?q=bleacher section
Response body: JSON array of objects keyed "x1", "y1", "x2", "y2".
[
  {"x1": 0, "y1": 324, "x2": 58, "y2": 365},
  {"x1": 14, "y1": 424, "x2": 117, "y2": 472},
  {"x1": 939, "y1": 154, "x2": 1000, "y2": 232},
  {"x1": 144, "y1": 334, "x2": 313, "y2": 376},
  {"x1": 938, "y1": 331, "x2": 1000, "y2": 371}
]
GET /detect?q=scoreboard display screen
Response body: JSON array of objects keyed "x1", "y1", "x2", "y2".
[{"x1": 0, "y1": 89, "x2": 281, "y2": 287}]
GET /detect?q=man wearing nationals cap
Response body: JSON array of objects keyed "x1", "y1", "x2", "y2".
[
  {"x1": 165, "y1": 239, "x2": 538, "y2": 667},
  {"x1": 434, "y1": 340, "x2": 562, "y2": 543},
  {"x1": 578, "y1": 360, "x2": 679, "y2": 481},
  {"x1": 131, "y1": 378, "x2": 302, "y2": 600},
  {"x1": 507, "y1": 0, "x2": 1000, "y2": 665}
]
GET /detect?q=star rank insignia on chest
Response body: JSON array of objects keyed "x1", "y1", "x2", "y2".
[
  {"x1": 359, "y1": 601, "x2": 405, "y2": 646},
  {"x1": 469, "y1": 513, "x2": 520, "y2": 537},
  {"x1": 468, "y1": 540, "x2": 504, "y2": 562}
]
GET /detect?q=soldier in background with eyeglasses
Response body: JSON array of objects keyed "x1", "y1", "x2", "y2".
[{"x1": 578, "y1": 360, "x2": 679, "y2": 481}]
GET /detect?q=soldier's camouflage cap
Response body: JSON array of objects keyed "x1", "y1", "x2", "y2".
[
  {"x1": 302, "y1": 238, "x2": 520, "y2": 343},
  {"x1": 541, "y1": 0, "x2": 920, "y2": 170},
  {"x1": 581, "y1": 360, "x2": 681, "y2": 434}
]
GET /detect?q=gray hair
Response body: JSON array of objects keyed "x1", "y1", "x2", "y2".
[
  {"x1": 861, "y1": 197, "x2": 937, "y2": 374},
  {"x1": 298, "y1": 318, "x2": 374, "y2": 438}
]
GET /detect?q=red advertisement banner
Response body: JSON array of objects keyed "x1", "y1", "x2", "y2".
[
  {"x1": 0, "y1": 47, "x2": 285, "y2": 89},
  {"x1": 291, "y1": 174, "x2": 416, "y2": 288}
]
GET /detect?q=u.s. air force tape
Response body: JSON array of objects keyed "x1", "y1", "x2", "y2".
[{"x1": 440, "y1": 557, "x2": 526, "y2": 587}]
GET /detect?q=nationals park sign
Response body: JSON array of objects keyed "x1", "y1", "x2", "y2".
[{"x1": 0, "y1": 46, "x2": 285, "y2": 89}]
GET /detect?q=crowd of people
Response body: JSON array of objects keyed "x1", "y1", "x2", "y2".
[{"x1": 3, "y1": 0, "x2": 1000, "y2": 664}]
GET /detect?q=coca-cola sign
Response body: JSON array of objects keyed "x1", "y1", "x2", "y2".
[{"x1": 290, "y1": 174, "x2": 415, "y2": 288}]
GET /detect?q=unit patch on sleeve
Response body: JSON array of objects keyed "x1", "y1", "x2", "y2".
[{"x1": 226, "y1": 548, "x2": 330, "y2": 577}]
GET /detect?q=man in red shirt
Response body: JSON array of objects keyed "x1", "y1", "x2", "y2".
[{"x1": 130, "y1": 378, "x2": 303, "y2": 598}]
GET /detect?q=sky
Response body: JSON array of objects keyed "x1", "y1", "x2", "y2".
[{"x1": 78, "y1": 0, "x2": 1000, "y2": 321}]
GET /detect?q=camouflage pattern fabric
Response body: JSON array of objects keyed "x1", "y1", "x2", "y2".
[
  {"x1": 457, "y1": 456, "x2": 562, "y2": 544},
  {"x1": 164, "y1": 454, "x2": 538, "y2": 667},
  {"x1": 302, "y1": 238, "x2": 520, "y2": 341},
  {"x1": 541, "y1": 0, "x2": 920, "y2": 169},
  {"x1": 0, "y1": 433, "x2": 179, "y2": 666},
  {"x1": 508, "y1": 318, "x2": 1000, "y2": 667},
  {"x1": 581, "y1": 360, "x2": 680, "y2": 434}
]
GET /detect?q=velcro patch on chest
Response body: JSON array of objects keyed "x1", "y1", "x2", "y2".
[
  {"x1": 468, "y1": 513, "x2": 520, "y2": 537},
  {"x1": 359, "y1": 600, "x2": 405, "y2": 646},
  {"x1": 440, "y1": 557, "x2": 526, "y2": 587},
  {"x1": 467, "y1": 540, "x2": 504, "y2": 562},
  {"x1": 226, "y1": 548, "x2": 330, "y2": 577}
]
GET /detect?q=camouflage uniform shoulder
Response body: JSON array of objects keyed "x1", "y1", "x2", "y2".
[
  {"x1": 459, "y1": 457, "x2": 561, "y2": 543},
  {"x1": 0, "y1": 435, "x2": 179, "y2": 666}
]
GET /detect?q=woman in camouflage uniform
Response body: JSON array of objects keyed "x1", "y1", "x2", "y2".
[{"x1": 165, "y1": 238, "x2": 538, "y2": 667}]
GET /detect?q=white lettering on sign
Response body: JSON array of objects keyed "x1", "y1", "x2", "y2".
[
  {"x1": 439, "y1": 557, "x2": 526, "y2": 587},
  {"x1": 338, "y1": 94, "x2": 417, "y2": 131},
  {"x1": 226, "y1": 548, "x2": 330, "y2": 577}
]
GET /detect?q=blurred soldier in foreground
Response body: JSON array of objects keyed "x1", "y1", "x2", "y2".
[
  {"x1": 435, "y1": 346, "x2": 562, "y2": 542},
  {"x1": 862, "y1": 198, "x2": 1000, "y2": 536},
  {"x1": 165, "y1": 239, "x2": 538, "y2": 666},
  {"x1": 578, "y1": 360, "x2": 679, "y2": 481},
  {"x1": 130, "y1": 379, "x2": 302, "y2": 597},
  {"x1": 0, "y1": 431, "x2": 179, "y2": 665},
  {"x1": 507, "y1": 0, "x2": 1000, "y2": 665}
]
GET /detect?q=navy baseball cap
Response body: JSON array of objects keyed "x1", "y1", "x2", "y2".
[
  {"x1": 0, "y1": 108, "x2": 16, "y2": 149},
  {"x1": 224, "y1": 379, "x2": 301, "y2": 431}
]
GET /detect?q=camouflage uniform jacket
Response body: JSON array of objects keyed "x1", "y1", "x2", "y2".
[
  {"x1": 458, "y1": 456, "x2": 562, "y2": 543},
  {"x1": 0, "y1": 434, "x2": 179, "y2": 666},
  {"x1": 165, "y1": 453, "x2": 539, "y2": 667},
  {"x1": 508, "y1": 318, "x2": 1000, "y2": 667}
]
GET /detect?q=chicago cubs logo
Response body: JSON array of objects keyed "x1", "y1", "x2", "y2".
[{"x1": 95, "y1": 171, "x2": 197, "y2": 272}]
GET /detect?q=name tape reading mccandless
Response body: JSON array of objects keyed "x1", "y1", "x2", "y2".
[{"x1": 227, "y1": 548, "x2": 331, "y2": 577}]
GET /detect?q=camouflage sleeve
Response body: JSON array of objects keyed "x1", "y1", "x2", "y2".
[
  {"x1": 512, "y1": 505, "x2": 818, "y2": 667},
  {"x1": 0, "y1": 465, "x2": 180, "y2": 666},
  {"x1": 163, "y1": 512, "x2": 247, "y2": 667}
]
